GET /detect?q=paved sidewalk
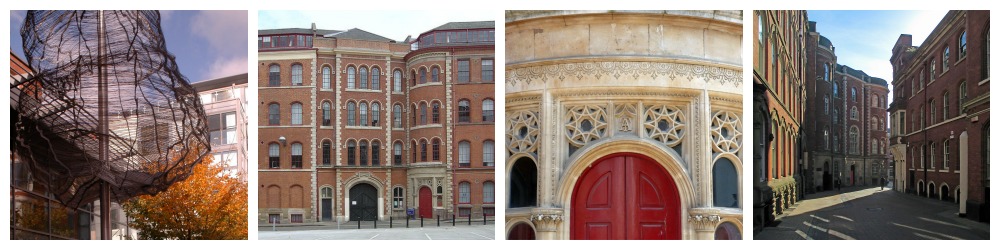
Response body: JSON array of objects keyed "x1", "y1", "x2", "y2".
[
  {"x1": 258, "y1": 223, "x2": 495, "y2": 240},
  {"x1": 755, "y1": 186, "x2": 989, "y2": 240}
]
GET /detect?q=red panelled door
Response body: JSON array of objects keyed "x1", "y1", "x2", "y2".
[
  {"x1": 571, "y1": 153, "x2": 681, "y2": 240},
  {"x1": 419, "y1": 186, "x2": 432, "y2": 218}
]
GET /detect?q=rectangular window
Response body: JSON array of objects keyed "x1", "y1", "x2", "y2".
[
  {"x1": 483, "y1": 207, "x2": 494, "y2": 216},
  {"x1": 481, "y1": 59, "x2": 494, "y2": 82},
  {"x1": 459, "y1": 183, "x2": 470, "y2": 204},
  {"x1": 372, "y1": 144, "x2": 380, "y2": 166},
  {"x1": 322, "y1": 143, "x2": 331, "y2": 165},
  {"x1": 268, "y1": 214, "x2": 280, "y2": 224},
  {"x1": 208, "y1": 112, "x2": 237, "y2": 146},
  {"x1": 457, "y1": 60, "x2": 470, "y2": 83},
  {"x1": 459, "y1": 208, "x2": 471, "y2": 217},
  {"x1": 291, "y1": 214, "x2": 303, "y2": 223}
]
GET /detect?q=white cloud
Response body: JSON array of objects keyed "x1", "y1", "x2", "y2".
[
  {"x1": 191, "y1": 10, "x2": 248, "y2": 53},
  {"x1": 203, "y1": 56, "x2": 248, "y2": 80}
]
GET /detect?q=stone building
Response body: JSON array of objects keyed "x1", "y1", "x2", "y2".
[
  {"x1": 257, "y1": 21, "x2": 496, "y2": 223},
  {"x1": 752, "y1": 10, "x2": 807, "y2": 233},
  {"x1": 192, "y1": 73, "x2": 250, "y2": 182},
  {"x1": 889, "y1": 10, "x2": 989, "y2": 222},
  {"x1": 505, "y1": 10, "x2": 743, "y2": 240}
]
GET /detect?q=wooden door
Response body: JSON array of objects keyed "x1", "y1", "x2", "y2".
[
  {"x1": 571, "y1": 153, "x2": 680, "y2": 240},
  {"x1": 419, "y1": 186, "x2": 433, "y2": 218},
  {"x1": 349, "y1": 183, "x2": 378, "y2": 221}
]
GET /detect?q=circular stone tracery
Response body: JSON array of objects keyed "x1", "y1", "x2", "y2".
[
  {"x1": 507, "y1": 110, "x2": 540, "y2": 155},
  {"x1": 710, "y1": 111, "x2": 742, "y2": 154},
  {"x1": 565, "y1": 105, "x2": 608, "y2": 147},
  {"x1": 643, "y1": 105, "x2": 686, "y2": 147}
]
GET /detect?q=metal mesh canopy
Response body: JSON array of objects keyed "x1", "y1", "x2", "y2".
[{"x1": 13, "y1": 10, "x2": 210, "y2": 208}]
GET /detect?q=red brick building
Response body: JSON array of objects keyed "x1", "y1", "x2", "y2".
[
  {"x1": 804, "y1": 21, "x2": 891, "y2": 196},
  {"x1": 258, "y1": 21, "x2": 495, "y2": 223},
  {"x1": 889, "y1": 10, "x2": 989, "y2": 222}
]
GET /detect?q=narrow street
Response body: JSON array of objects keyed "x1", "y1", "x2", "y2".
[{"x1": 756, "y1": 186, "x2": 989, "y2": 240}]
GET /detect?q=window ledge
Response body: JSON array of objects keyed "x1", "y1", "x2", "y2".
[
  {"x1": 345, "y1": 89, "x2": 382, "y2": 93},
  {"x1": 345, "y1": 126, "x2": 383, "y2": 130},
  {"x1": 412, "y1": 124, "x2": 443, "y2": 129}
]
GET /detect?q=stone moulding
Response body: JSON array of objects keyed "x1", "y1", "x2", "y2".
[{"x1": 506, "y1": 61, "x2": 741, "y2": 88}]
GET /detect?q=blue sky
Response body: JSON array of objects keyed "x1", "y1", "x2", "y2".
[
  {"x1": 10, "y1": 10, "x2": 248, "y2": 83},
  {"x1": 807, "y1": 10, "x2": 948, "y2": 86},
  {"x1": 258, "y1": 10, "x2": 495, "y2": 42}
]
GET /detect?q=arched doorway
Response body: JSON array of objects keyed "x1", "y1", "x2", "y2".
[
  {"x1": 571, "y1": 153, "x2": 681, "y2": 240},
  {"x1": 349, "y1": 183, "x2": 378, "y2": 221},
  {"x1": 929, "y1": 183, "x2": 937, "y2": 199},
  {"x1": 419, "y1": 186, "x2": 432, "y2": 218},
  {"x1": 510, "y1": 157, "x2": 538, "y2": 208},
  {"x1": 508, "y1": 222, "x2": 536, "y2": 240},
  {"x1": 941, "y1": 185, "x2": 950, "y2": 201}
]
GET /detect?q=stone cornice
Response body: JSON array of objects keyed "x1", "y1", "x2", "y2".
[{"x1": 506, "y1": 60, "x2": 741, "y2": 89}]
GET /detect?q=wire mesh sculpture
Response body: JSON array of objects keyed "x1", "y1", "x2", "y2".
[{"x1": 13, "y1": 10, "x2": 210, "y2": 208}]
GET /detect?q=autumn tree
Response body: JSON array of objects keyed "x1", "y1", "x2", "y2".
[{"x1": 123, "y1": 157, "x2": 248, "y2": 240}]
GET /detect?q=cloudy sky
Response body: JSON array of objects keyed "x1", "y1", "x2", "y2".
[
  {"x1": 807, "y1": 10, "x2": 949, "y2": 85},
  {"x1": 258, "y1": 10, "x2": 496, "y2": 42},
  {"x1": 10, "y1": 10, "x2": 248, "y2": 83}
]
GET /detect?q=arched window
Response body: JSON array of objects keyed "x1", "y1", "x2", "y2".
[
  {"x1": 851, "y1": 106, "x2": 859, "y2": 120},
  {"x1": 459, "y1": 182, "x2": 471, "y2": 204},
  {"x1": 371, "y1": 67, "x2": 380, "y2": 90},
  {"x1": 393, "y1": 104, "x2": 402, "y2": 128},
  {"x1": 322, "y1": 102, "x2": 331, "y2": 126},
  {"x1": 483, "y1": 181, "x2": 495, "y2": 204},
  {"x1": 322, "y1": 141, "x2": 331, "y2": 165},
  {"x1": 359, "y1": 102, "x2": 369, "y2": 127},
  {"x1": 393, "y1": 70, "x2": 402, "y2": 92},
  {"x1": 960, "y1": 81, "x2": 967, "y2": 100},
  {"x1": 411, "y1": 105, "x2": 417, "y2": 125},
  {"x1": 959, "y1": 30, "x2": 968, "y2": 58},
  {"x1": 849, "y1": 126, "x2": 859, "y2": 154},
  {"x1": 322, "y1": 66, "x2": 331, "y2": 89},
  {"x1": 943, "y1": 46, "x2": 951, "y2": 71},
  {"x1": 483, "y1": 99, "x2": 494, "y2": 122},
  {"x1": 458, "y1": 99, "x2": 470, "y2": 123},
  {"x1": 410, "y1": 71, "x2": 417, "y2": 86},
  {"x1": 715, "y1": 222, "x2": 742, "y2": 240},
  {"x1": 419, "y1": 67, "x2": 427, "y2": 84},
  {"x1": 432, "y1": 138, "x2": 440, "y2": 161},
  {"x1": 833, "y1": 83, "x2": 839, "y2": 97},
  {"x1": 416, "y1": 102, "x2": 427, "y2": 125},
  {"x1": 347, "y1": 66, "x2": 356, "y2": 89},
  {"x1": 371, "y1": 140, "x2": 380, "y2": 166},
  {"x1": 347, "y1": 102, "x2": 356, "y2": 126},
  {"x1": 291, "y1": 64, "x2": 303, "y2": 86},
  {"x1": 431, "y1": 66, "x2": 440, "y2": 82},
  {"x1": 929, "y1": 99, "x2": 936, "y2": 123},
  {"x1": 359, "y1": 140, "x2": 369, "y2": 166},
  {"x1": 269, "y1": 64, "x2": 280, "y2": 86},
  {"x1": 713, "y1": 158, "x2": 738, "y2": 208},
  {"x1": 823, "y1": 129, "x2": 829, "y2": 150},
  {"x1": 347, "y1": 140, "x2": 356, "y2": 165},
  {"x1": 291, "y1": 102, "x2": 302, "y2": 125},
  {"x1": 871, "y1": 139, "x2": 878, "y2": 154},
  {"x1": 411, "y1": 141, "x2": 417, "y2": 163},
  {"x1": 458, "y1": 141, "x2": 471, "y2": 167},
  {"x1": 823, "y1": 64, "x2": 830, "y2": 81},
  {"x1": 420, "y1": 139, "x2": 428, "y2": 162},
  {"x1": 393, "y1": 142, "x2": 402, "y2": 165},
  {"x1": 268, "y1": 103, "x2": 280, "y2": 125},
  {"x1": 371, "y1": 102, "x2": 380, "y2": 126},
  {"x1": 359, "y1": 66, "x2": 369, "y2": 89},
  {"x1": 483, "y1": 140, "x2": 494, "y2": 166},
  {"x1": 268, "y1": 143, "x2": 280, "y2": 168},
  {"x1": 431, "y1": 102, "x2": 440, "y2": 124},
  {"x1": 851, "y1": 87, "x2": 857, "y2": 102},
  {"x1": 291, "y1": 143, "x2": 303, "y2": 168},
  {"x1": 510, "y1": 158, "x2": 537, "y2": 207}
]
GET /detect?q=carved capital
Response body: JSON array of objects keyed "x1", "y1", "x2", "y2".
[
  {"x1": 687, "y1": 214, "x2": 722, "y2": 231},
  {"x1": 529, "y1": 208, "x2": 564, "y2": 232}
]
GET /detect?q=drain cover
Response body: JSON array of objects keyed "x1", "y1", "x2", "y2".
[{"x1": 866, "y1": 207, "x2": 883, "y2": 211}]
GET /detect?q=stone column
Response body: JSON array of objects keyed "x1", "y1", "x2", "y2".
[
  {"x1": 688, "y1": 213, "x2": 721, "y2": 240},
  {"x1": 530, "y1": 208, "x2": 564, "y2": 240}
]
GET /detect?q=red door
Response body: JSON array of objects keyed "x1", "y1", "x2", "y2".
[
  {"x1": 419, "y1": 186, "x2": 432, "y2": 218},
  {"x1": 571, "y1": 153, "x2": 681, "y2": 240}
]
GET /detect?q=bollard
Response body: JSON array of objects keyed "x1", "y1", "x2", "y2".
[
  {"x1": 357, "y1": 219, "x2": 361, "y2": 229},
  {"x1": 406, "y1": 216, "x2": 409, "y2": 228},
  {"x1": 374, "y1": 218, "x2": 377, "y2": 229},
  {"x1": 390, "y1": 215, "x2": 393, "y2": 228},
  {"x1": 484, "y1": 215, "x2": 487, "y2": 225},
  {"x1": 468, "y1": 214, "x2": 471, "y2": 225},
  {"x1": 437, "y1": 215, "x2": 440, "y2": 227},
  {"x1": 420, "y1": 216, "x2": 424, "y2": 227},
  {"x1": 452, "y1": 214, "x2": 456, "y2": 226}
]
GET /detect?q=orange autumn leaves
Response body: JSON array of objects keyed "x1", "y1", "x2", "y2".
[{"x1": 124, "y1": 156, "x2": 247, "y2": 240}]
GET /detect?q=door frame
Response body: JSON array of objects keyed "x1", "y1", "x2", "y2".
[{"x1": 557, "y1": 139, "x2": 695, "y2": 240}]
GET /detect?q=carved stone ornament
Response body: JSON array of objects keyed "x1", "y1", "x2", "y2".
[
  {"x1": 506, "y1": 61, "x2": 741, "y2": 87},
  {"x1": 687, "y1": 214, "x2": 722, "y2": 230},
  {"x1": 643, "y1": 104, "x2": 686, "y2": 147},
  {"x1": 614, "y1": 103, "x2": 637, "y2": 133},
  {"x1": 565, "y1": 105, "x2": 608, "y2": 147},
  {"x1": 530, "y1": 213, "x2": 564, "y2": 232},
  {"x1": 710, "y1": 111, "x2": 742, "y2": 154},
  {"x1": 506, "y1": 110, "x2": 540, "y2": 155}
]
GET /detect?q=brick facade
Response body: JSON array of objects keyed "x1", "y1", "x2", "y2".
[{"x1": 258, "y1": 22, "x2": 496, "y2": 224}]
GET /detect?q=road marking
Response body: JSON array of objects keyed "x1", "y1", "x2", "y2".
[
  {"x1": 794, "y1": 229, "x2": 814, "y2": 240},
  {"x1": 469, "y1": 231, "x2": 493, "y2": 240},
  {"x1": 918, "y1": 217, "x2": 970, "y2": 230},
  {"x1": 913, "y1": 232, "x2": 942, "y2": 240},
  {"x1": 424, "y1": 233, "x2": 433, "y2": 240},
  {"x1": 810, "y1": 215, "x2": 830, "y2": 223},
  {"x1": 369, "y1": 233, "x2": 380, "y2": 240},
  {"x1": 832, "y1": 215, "x2": 854, "y2": 222},
  {"x1": 803, "y1": 221, "x2": 827, "y2": 232},
  {"x1": 828, "y1": 229, "x2": 856, "y2": 240},
  {"x1": 891, "y1": 222, "x2": 964, "y2": 240}
]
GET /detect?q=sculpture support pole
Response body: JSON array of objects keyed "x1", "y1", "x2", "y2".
[{"x1": 97, "y1": 10, "x2": 112, "y2": 240}]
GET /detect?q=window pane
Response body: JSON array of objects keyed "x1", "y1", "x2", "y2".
[
  {"x1": 482, "y1": 59, "x2": 493, "y2": 82},
  {"x1": 458, "y1": 60, "x2": 470, "y2": 83}
]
